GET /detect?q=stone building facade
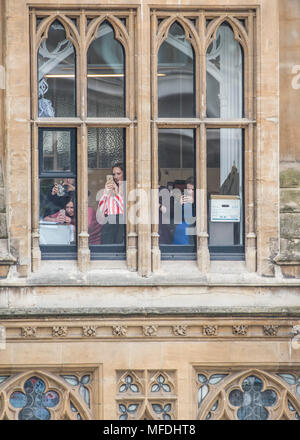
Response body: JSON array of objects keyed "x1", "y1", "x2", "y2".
[{"x1": 0, "y1": 0, "x2": 300, "y2": 420}]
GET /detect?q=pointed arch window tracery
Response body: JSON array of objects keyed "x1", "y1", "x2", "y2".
[{"x1": 196, "y1": 368, "x2": 300, "y2": 420}]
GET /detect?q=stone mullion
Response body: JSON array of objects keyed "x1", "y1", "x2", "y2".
[
  {"x1": 245, "y1": 15, "x2": 256, "y2": 272},
  {"x1": 150, "y1": 11, "x2": 160, "y2": 272},
  {"x1": 136, "y1": 5, "x2": 152, "y2": 276},
  {"x1": 126, "y1": 10, "x2": 137, "y2": 271},
  {"x1": 126, "y1": 123, "x2": 137, "y2": 271},
  {"x1": 151, "y1": 122, "x2": 160, "y2": 272},
  {"x1": 197, "y1": 14, "x2": 210, "y2": 273},
  {"x1": 77, "y1": 123, "x2": 90, "y2": 272},
  {"x1": 79, "y1": 11, "x2": 86, "y2": 120},
  {"x1": 196, "y1": 124, "x2": 210, "y2": 273},
  {"x1": 77, "y1": 12, "x2": 90, "y2": 272},
  {"x1": 31, "y1": 123, "x2": 41, "y2": 272},
  {"x1": 30, "y1": 12, "x2": 41, "y2": 272}
]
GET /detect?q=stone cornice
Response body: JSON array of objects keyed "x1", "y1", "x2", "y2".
[
  {"x1": 0, "y1": 317, "x2": 298, "y2": 342},
  {"x1": 1, "y1": 307, "x2": 300, "y2": 318}
]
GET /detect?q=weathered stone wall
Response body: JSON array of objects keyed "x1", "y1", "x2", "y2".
[{"x1": 279, "y1": 0, "x2": 300, "y2": 275}]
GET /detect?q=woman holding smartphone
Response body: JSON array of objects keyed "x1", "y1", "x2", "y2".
[
  {"x1": 96, "y1": 163, "x2": 125, "y2": 244},
  {"x1": 173, "y1": 176, "x2": 196, "y2": 245}
]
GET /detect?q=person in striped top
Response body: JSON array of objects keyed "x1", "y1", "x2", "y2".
[{"x1": 96, "y1": 163, "x2": 125, "y2": 244}]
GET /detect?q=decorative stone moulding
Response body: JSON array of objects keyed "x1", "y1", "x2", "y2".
[
  {"x1": 52, "y1": 326, "x2": 68, "y2": 338},
  {"x1": 1, "y1": 322, "x2": 295, "y2": 341},
  {"x1": 263, "y1": 325, "x2": 279, "y2": 337},
  {"x1": 173, "y1": 325, "x2": 187, "y2": 336},
  {"x1": 82, "y1": 326, "x2": 97, "y2": 337},
  {"x1": 143, "y1": 325, "x2": 158, "y2": 337},
  {"x1": 21, "y1": 327, "x2": 37, "y2": 338},
  {"x1": 232, "y1": 325, "x2": 248, "y2": 336},
  {"x1": 203, "y1": 325, "x2": 218, "y2": 336},
  {"x1": 112, "y1": 325, "x2": 128, "y2": 337}
]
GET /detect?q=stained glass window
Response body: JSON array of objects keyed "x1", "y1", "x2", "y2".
[
  {"x1": 9, "y1": 376, "x2": 60, "y2": 420},
  {"x1": 229, "y1": 376, "x2": 277, "y2": 420}
]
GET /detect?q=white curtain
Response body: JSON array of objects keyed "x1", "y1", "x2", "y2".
[{"x1": 218, "y1": 26, "x2": 243, "y2": 187}]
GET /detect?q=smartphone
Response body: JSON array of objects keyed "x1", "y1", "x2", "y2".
[{"x1": 106, "y1": 174, "x2": 114, "y2": 184}]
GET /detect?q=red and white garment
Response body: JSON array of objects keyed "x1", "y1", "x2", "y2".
[{"x1": 98, "y1": 193, "x2": 124, "y2": 216}]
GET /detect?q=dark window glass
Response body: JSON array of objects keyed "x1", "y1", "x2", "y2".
[
  {"x1": 39, "y1": 128, "x2": 77, "y2": 257},
  {"x1": 38, "y1": 20, "x2": 76, "y2": 117},
  {"x1": 158, "y1": 22, "x2": 195, "y2": 117},
  {"x1": 87, "y1": 21, "x2": 125, "y2": 117},
  {"x1": 207, "y1": 128, "x2": 244, "y2": 255},
  {"x1": 88, "y1": 128, "x2": 125, "y2": 255},
  {"x1": 206, "y1": 23, "x2": 243, "y2": 118},
  {"x1": 229, "y1": 376, "x2": 277, "y2": 420},
  {"x1": 158, "y1": 129, "x2": 196, "y2": 257}
]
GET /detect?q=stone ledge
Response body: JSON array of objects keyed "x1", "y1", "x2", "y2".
[{"x1": 1, "y1": 307, "x2": 300, "y2": 318}]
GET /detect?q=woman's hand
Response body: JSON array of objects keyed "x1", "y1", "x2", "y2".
[
  {"x1": 65, "y1": 179, "x2": 75, "y2": 192},
  {"x1": 181, "y1": 195, "x2": 193, "y2": 205},
  {"x1": 51, "y1": 183, "x2": 59, "y2": 195},
  {"x1": 64, "y1": 216, "x2": 72, "y2": 225},
  {"x1": 112, "y1": 182, "x2": 119, "y2": 195},
  {"x1": 104, "y1": 181, "x2": 114, "y2": 194},
  {"x1": 57, "y1": 212, "x2": 66, "y2": 224}
]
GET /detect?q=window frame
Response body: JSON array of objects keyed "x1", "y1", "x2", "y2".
[
  {"x1": 38, "y1": 127, "x2": 77, "y2": 259},
  {"x1": 150, "y1": 10, "x2": 256, "y2": 270},
  {"x1": 30, "y1": 7, "x2": 256, "y2": 274},
  {"x1": 30, "y1": 9, "x2": 137, "y2": 271}
]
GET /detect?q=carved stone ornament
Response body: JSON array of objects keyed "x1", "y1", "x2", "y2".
[
  {"x1": 232, "y1": 325, "x2": 248, "y2": 336},
  {"x1": 52, "y1": 326, "x2": 68, "y2": 338},
  {"x1": 21, "y1": 327, "x2": 37, "y2": 338},
  {"x1": 143, "y1": 325, "x2": 158, "y2": 337},
  {"x1": 173, "y1": 325, "x2": 187, "y2": 336},
  {"x1": 203, "y1": 325, "x2": 218, "y2": 336},
  {"x1": 291, "y1": 325, "x2": 300, "y2": 336},
  {"x1": 112, "y1": 325, "x2": 128, "y2": 337},
  {"x1": 83, "y1": 326, "x2": 97, "y2": 337},
  {"x1": 263, "y1": 325, "x2": 279, "y2": 337}
]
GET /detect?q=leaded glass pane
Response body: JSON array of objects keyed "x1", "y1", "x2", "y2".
[
  {"x1": 9, "y1": 377, "x2": 60, "y2": 420},
  {"x1": 206, "y1": 23, "x2": 243, "y2": 118},
  {"x1": 87, "y1": 21, "x2": 125, "y2": 117},
  {"x1": 198, "y1": 384, "x2": 209, "y2": 406},
  {"x1": 81, "y1": 375, "x2": 90, "y2": 385},
  {"x1": 38, "y1": 20, "x2": 76, "y2": 117},
  {"x1": 207, "y1": 128, "x2": 244, "y2": 249},
  {"x1": 39, "y1": 177, "x2": 76, "y2": 246},
  {"x1": 158, "y1": 129, "x2": 196, "y2": 250},
  {"x1": 158, "y1": 22, "x2": 195, "y2": 117},
  {"x1": 228, "y1": 376, "x2": 278, "y2": 421},
  {"x1": 209, "y1": 374, "x2": 227, "y2": 384},
  {"x1": 42, "y1": 131, "x2": 71, "y2": 172},
  {"x1": 278, "y1": 374, "x2": 296, "y2": 385},
  {"x1": 88, "y1": 128, "x2": 125, "y2": 248},
  {"x1": 10, "y1": 391, "x2": 27, "y2": 408}
]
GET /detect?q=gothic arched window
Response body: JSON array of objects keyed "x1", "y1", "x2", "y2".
[
  {"x1": 158, "y1": 22, "x2": 195, "y2": 118},
  {"x1": 38, "y1": 20, "x2": 76, "y2": 117},
  {"x1": 87, "y1": 21, "x2": 125, "y2": 117}
]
